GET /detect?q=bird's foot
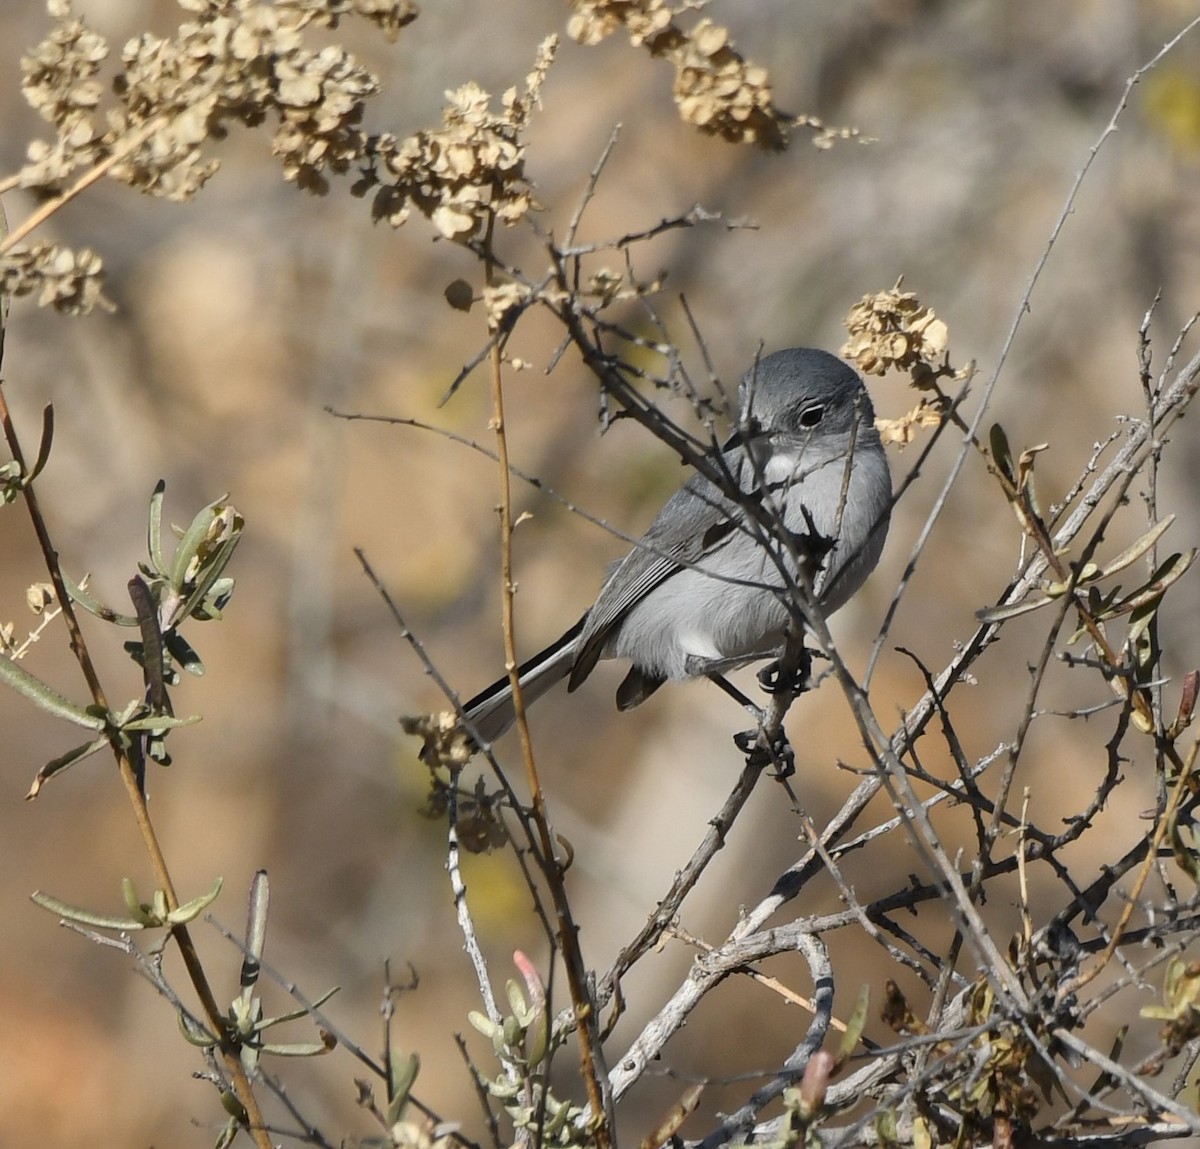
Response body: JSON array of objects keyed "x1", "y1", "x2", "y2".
[
  {"x1": 757, "y1": 648, "x2": 812, "y2": 696},
  {"x1": 733, "y1": 727, "x2": 795, "y2": 777}
]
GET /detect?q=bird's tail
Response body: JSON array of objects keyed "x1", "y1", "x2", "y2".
[{"x1": 459, "y1": 615, "x2": 587, "y2": 746}]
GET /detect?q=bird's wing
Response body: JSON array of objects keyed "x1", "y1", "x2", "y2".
[{"x1": 568, "y1": 466, "x2": 743, "y2": 689}]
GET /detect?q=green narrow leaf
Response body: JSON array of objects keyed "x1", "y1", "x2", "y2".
[
  {"x1": 169, "y1": 494, "x2": 228, "y2": 591},
  {"x1": 62, "y1": 572, "x2": 138, "y2": 626},
  {"x1": 1118, "y1": 551, "x2": 1195, "y2": 652},
  {"x1": 1096, "y1": 516, "x2": 1176, "y2": 580},
  {"x1": 1127, "y1": 604, "x2": 1158, "y2": 669},
  {"x1": 177, "y1": 1011, "x2": 217, "y2": 1047},
  {"x1": 118, "y1": 712, "x2": 200, "y2": 733},
  {"x1": 1087, "y1": 585, "x2": 1124, "y2": 621},
  {"x1": 254, "y1": 986, "x2": 340, "y2": 1031},
  {"x1": 505, "y1": 977, "x2": 527, "y2": 1020},
  {"x1": 256, "y1": 1039, "x2": 335, "y2": 1057},
  {"x1": 976, "y1": 595, "x2": 1053, "y2": 624},
  {"x1": 467, "y1": 1010, "x2": 498, "y2": 1038},
  {"x1": 0, "y1": 655, "x2": 106, "y2": 729},
  {"x1": 838, "y1": 984, "x2": 871, "y2": 1067},
  {"x1": 165, "y1": 876, "x2": 224, "y2": 926},
  {"x1": 147, "y1": 479, "x2": 167, "y2": 576},
  {"x1": 24, "y1": 405, "x2": 55, "y2": 487},
  {"x1": 121, "y1": 877, "x2": 158, "y2": 926},
  {"x1": 989, "y1": 423, "x2": 1015, "y2": 484},
  {"x1": 1017, "y1": 445, "x2": 1047, "y2": 519},
  {"x1": 219, "y1": 1090, "x2": 249, "y2": 1123},
  {"x1": 387, "y1": 1051, "x2": 421, "y2": 1123},
  {"x1": 25, "y1": 735, "x2": 110, "y2": 799},
  {"x1": 176, "y1": 525, "x2": 242, "y2": 623},
  {"x1": 31, "y1": 889, "x2": 147, "y2": 930},
  {"x1": 1123, "y1": 550, "x2": 1196, "y2": 614},
  {"x1": 214, "y1": 1115, "x2": 240, "y2": 1149}
]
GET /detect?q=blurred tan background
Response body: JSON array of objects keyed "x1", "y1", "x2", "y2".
[{"x1": 3, "y1": 1, "x2": 1200, "y2": 1145}]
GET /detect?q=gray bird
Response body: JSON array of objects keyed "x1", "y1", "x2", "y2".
[{"x1": 461, "y1": 348, "x2": 892, "y2": 744}]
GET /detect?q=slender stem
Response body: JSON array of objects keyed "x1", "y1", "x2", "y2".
[
  {"x1": 0, "y1": 118, "x2": 161, "y2": 255},
  {"x1": 478, "y1": 208, "x2": 613, "y2": 1143},
  {"x1": 1058, "y1": 731, "x2": 1200, "y2": 999},
  {"x1": 485, "y1": 325, "x2": 615, "y2": 1146},
  {"x1": 0, "y1": 379, "x2": 273, "y2": 1149}
]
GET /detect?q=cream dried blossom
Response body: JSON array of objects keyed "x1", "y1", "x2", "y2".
[
  {"x1": 21, "y1": 118, "x2": 103, "y2": 189},
  {"x1": 401, "y1": 711, "x2": 475, "y2": 773},
  {"x1": 567, "y1": 2, "x2": 789, "y2": 149},
  {"x1": 842, "y1": 280, "x2": 951, "y2": 384},
  {"x1": 0, "y1": 242, "x2": 111, "y2": 315},
  {"x1": 672, "y1": 19, "x2": 784, "y2": 148},
  {"x1": 876, "y1": 400, "x2": 946, "y2": 449},
  {"x1": 26, "y1": 583, "x2": 56, "y2": 615},
  {"x1": 586, "y1": 268, "x2": 624, "y2": 305},
  {"x1": 269, "y1": 44, "x2": 380, "y2": 191},
  {"x1": 277, "y1": 0, "x2": 419, "y2": 42},
  {"x1": 17, "y1": 0, "x2": 393, "y2": 200},
  {"x1": 362, "y1": 37, "x2": 556, "y2": 241},
  {"x1": 21, "y1": 2, "x2": 107, "y2": 122},
  {"x1": 842, "y1": 281, "x2": 961, "y2": 449},
  {"x1": 568, "y1": 0, "x2": 672, "y2": 47},
  {"x1": 18, "y1": 0, "x2": 108, "y2": 186},
  {"x1": 482, "y1": 282, "x2": 532, "y2": 331}
]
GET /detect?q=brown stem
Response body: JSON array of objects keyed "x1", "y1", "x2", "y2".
[
  {"x1": 0, "y1": 119, "x2": 160, "y2": 255},
  {"x1": 1057, "y1": 730, "x2": 1200, "y2": 999},
  {"x1": 0, "y1": 379, "x2": 273, "y2": 1149},
  {"x1": 482, "y1": 218, "x2": 613, "y2": 1144}
]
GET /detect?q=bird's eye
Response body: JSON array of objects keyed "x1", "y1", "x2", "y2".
[{"x1": 798, "y1": 403, "x2": 825, "y2": 428}]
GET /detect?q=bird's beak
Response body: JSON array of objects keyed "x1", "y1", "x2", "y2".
[{"x1": 723, "y1": 417, "x2": 767, "y2": 452}]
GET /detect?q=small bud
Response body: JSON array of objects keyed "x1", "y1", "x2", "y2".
[
  {"x1": 796, "y1": 1051, "x2": 834, "y2": 1120},
  {"x1": 26, "y1": 582, "x2": 55, "y2": 614}
]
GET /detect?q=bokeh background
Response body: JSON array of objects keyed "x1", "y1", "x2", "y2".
[{"x1": 3, "y1": 1, "x2": 1200, "y2": 1145}]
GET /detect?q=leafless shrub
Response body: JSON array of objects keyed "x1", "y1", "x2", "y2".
[{"x1": 2, "y1": 4, "x2": 1200, "y2": 1149}]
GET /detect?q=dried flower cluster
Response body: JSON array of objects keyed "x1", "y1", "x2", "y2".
[
  {"x1": 2, "y1": 0, "x2": 416, "y2": 314},
  {"x1": 0, "y1": 241, "x2": 109, "y2": 315},
  {"x1": 14, "y1": 0, "x2": 412, "y2": 199},
  {"x1": 842, "y1": 280, "x2": 951, "y2": 382},
  {"x1": 567, "y1": 1, "x2": 788, "y2": 149},
  {"x1": 672, "y1": 19, "x2": 786, "y2": 149},
  {"x1": 19, "y1": 0, "x2": 108, "y2": 184},
  {"x1": 360, "y1": 37, "x2": 556, "y2": 241},
  {"x1": 275, "y1": 0, "x2": 419, "y2": 42},
  {"x1": 401, "y1": 711, "x2": 476, "y2": 773},
  {"x1": 874, "y1": 399, "x2": 945, "y2": 448},
  {"x1": 842, "y1": 281, "x2": 960, "y2": 449},
  {"x1": 482, "y1": 282, "x2": 533, "y2": 331}
]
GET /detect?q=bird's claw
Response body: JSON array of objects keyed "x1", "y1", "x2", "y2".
[
  {"x1": 757, "y1": 651, "x2": 811, "y2": 696},
  {"x1": 733, "y1": 727, "x2": 795, "y2": 777}
]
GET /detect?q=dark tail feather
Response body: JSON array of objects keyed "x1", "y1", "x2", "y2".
[
  {"x1": 615, "y1": 666, "x2": 665, "y2": 711},
  {"x1": 460, "y1": 615, "x2": 588, "y2": 745}
]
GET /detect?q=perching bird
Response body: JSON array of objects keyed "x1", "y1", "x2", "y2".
[{"x1": 460, "y1": 348, "x2": 891, "y2": 745}]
